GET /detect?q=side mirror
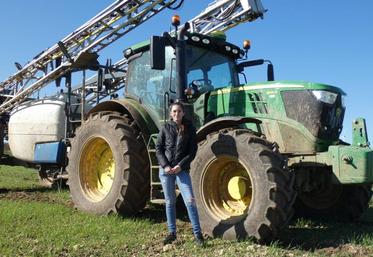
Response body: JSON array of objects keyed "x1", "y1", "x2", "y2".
[
  {"x1": 238, "y1": 59, "x2": 264, "y2": 70},
  {"x1": 150, "y1": 36, "x2": 165, "y2": 70},
  {"x1": 267, "y1": 63, "x2": 274, "y2": 81},
  {"x1": 238, "y1": 59, "x2": 275, "y2": 82}
]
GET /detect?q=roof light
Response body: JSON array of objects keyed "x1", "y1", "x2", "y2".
[
  {"x1": 172, "y1": 15, "x2": 180, "y2": 26},
  {"x1": 225, "y1": 45, "x2": 232, "y2": 51},
  {"x1": 191, "y1": 36, "x2": 201, "y2": 42},
  {"x1": 232, "y1": 49, "x2": 239, "y2": 54},
  {"x1": 202, "y1": 38, "x2": 210, "y2": 44}
]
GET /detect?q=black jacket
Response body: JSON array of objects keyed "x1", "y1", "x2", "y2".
[{"x1": 155, "y1": 119, "x2": 198, "y2": 171}]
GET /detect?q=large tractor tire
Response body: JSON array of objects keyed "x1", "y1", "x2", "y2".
[
  {"x1": 295, "y1": 182, "x2": 372, "y2": 221},
  {"x1": 191, "y1": 128, "x2": 295, "y2": 242},
  {"x1": 67, "y1": 111, "x2": 150, "y2": 215}
]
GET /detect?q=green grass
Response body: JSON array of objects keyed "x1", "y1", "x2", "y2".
[
  {"x1": 1, "y1": 164, "x2": 373, "y2": 256},
  {"x1": 0, "y1": 164, "x2": 40, "y2": 190}
]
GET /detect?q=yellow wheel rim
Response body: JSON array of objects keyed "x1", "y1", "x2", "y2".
[
  {"x1": 79, "y1": 137, "x2": 115, "y2": 202},
  {"x1": 202, "y1": 155, "x2": 253, "y2": 220}
]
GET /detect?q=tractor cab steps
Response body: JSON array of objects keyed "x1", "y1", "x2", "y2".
[{"x1": 147, "y1": 133, "x2": 164, "y2": 203}]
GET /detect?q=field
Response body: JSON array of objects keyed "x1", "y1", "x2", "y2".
[{"x1": 1, "y1": 161, "x2": 373, "y2": 257}]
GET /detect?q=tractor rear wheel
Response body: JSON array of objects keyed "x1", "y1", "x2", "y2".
[
  {"x1": 295, "y1": 183, "x2": 372, "y2": 221},
  {"x1": 67, "y1": 111, "x2": 150, "y2": 215},
  {"x1": 191, "y1": 128, "x2": 295, "y2": 242}
]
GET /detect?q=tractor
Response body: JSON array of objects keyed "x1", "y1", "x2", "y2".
[{"x1": 65, "y1": 19, "x2": 373, "y2": 242}]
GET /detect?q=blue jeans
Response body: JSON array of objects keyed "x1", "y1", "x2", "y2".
[{"x1": 159, "y1": 169, "x2": 202, "y2": 236}]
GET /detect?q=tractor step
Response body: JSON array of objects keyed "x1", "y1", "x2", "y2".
[{"x1": 150, "y1": 199, "x2": 165, "y2": 204}]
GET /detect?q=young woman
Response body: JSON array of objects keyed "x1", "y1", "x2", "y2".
[{"x1": 155, "y1": 102, "x2": 204, "y2": 246}]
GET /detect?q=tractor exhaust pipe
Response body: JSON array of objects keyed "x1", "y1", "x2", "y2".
[{"x1": 175, "y1": 22, "x2": 190, "y2": 102}]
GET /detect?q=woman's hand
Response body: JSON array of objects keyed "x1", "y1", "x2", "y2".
[
  {"x1": 171, "y1": 165, "x2": 181, "y2": 174},
  {"x1": 164, "y1": 166, "x2": 172, "y2": 173}
]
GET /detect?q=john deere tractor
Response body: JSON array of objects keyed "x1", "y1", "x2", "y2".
[{"x1": 66, "y1": 21, "x2": 373, "y2": 242}]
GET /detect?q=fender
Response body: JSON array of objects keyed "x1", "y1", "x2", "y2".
[
  {"x1": 196, "y1": 116, "x2": 262, "y2": 142},
  {"x1": 87, "y1": 98, "x2": 159, "y2": 141}
]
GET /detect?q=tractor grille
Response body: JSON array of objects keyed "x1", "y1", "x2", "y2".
[{"x1": 281, "y1": 90, "x2": 344, "y2": 140}]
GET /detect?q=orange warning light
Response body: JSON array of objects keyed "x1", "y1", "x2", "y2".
[
  {"x1": 243, "y1": 40, "x2": 251, "y2": 50},
  {"x1": 172, "y1": 15, "x2": 181, "y2": 26}
]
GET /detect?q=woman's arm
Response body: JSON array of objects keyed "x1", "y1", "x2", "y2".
[
  {"x1": 155, "y1": 126, "x2": 170, "y2": 169},
  {"x1": 177, "y1": 126, "x2": 198, "y2": 170}
]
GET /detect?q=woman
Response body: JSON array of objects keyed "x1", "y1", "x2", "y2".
[{"x1": 155, "y1": 102, "x2": 204, "y2": 246}]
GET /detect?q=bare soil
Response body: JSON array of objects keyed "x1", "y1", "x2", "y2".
[{"x1": 0, "y1": 187, "x2": 73, "y2": 207}]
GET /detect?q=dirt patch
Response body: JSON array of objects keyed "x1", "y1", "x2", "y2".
[
  {"x1": 0, "y1": 189, "x2": 73, "y2": 207},
  {"x1": 317, "y1": 243, "x2": 371, "y2": 257}
]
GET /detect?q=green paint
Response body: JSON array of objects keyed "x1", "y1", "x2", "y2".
[
  {"x1": 120, "y1": 98, "x2": 159, "y2": 133},
  {"x1": 207, "y1": 81, "x2": 339, "y2": 153},
  {"x1": 328, "y1": 145, "x2": 373, "y2": 183},
  {"x1": 352, "y1": 118, "x2": 370, "y2": 147},
  {"x1": 123, "y1": 40, "x2": 150, "y2": 57}
]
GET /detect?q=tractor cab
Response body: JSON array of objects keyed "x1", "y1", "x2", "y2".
[{"x1": 124, "y1": 33, "x2": 242, "y2": 123}]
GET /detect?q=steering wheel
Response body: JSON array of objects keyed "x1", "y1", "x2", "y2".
[{"x1": 190, "y1": 79, "x2": 213, "y2": 93}]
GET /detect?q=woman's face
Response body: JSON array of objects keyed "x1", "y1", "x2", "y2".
[{"x1": 170, "y1": 104, "x2": 184, "y2": 124}]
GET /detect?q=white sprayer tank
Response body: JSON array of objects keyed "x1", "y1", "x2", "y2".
[{"x1": 8, "y1": 94, "x2": 85, "y2": 162}]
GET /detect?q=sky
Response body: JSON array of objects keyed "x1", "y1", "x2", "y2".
[{"x1": 0, "y1": 0, "x2": 372, "y2": 143}]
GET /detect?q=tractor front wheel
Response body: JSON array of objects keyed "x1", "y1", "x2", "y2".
[
  {"x1": 295, "y1": 182, "x2": 372, "y2": 221},
  {"x1": 191, "y1": 129, "x2": 295, "y2": 242}
]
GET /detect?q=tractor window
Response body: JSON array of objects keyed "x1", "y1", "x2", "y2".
[
  {"x1": 126, "y1": 47, "x2": 176, "y2": 122},
  {"x1": 186, "y1": 46, "x2": 239, "y2": 93}
]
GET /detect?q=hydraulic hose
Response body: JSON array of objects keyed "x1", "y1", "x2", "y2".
[{"x1": 167, "y1": 0, "x2": 184, "y2": 10}]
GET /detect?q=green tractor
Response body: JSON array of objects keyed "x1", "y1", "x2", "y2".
[{"x1": 66, "y1": 22, "x2": 373, "y2": 242}]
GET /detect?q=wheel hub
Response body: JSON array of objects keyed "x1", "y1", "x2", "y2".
[
  {"x1": 79, "y1": 137, "x2": 115, "y2": 202},
  {"x1": 227, "y1": 176, "x2": 247, "y2": 200},
  {"x1": 202, "y1": 156, "x2": 253, "y2": 220}
]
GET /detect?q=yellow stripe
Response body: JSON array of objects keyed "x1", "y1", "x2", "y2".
[{"x1": 210, "y1": 84, "x2": 305, "y2": 95}]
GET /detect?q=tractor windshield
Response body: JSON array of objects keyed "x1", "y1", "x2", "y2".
[
  {"x1": 125, "y1": 44, "x2": 238, "y2": 122},
  {"x1": 186, "y1": 46, "x2": 239, "y2": 92}
]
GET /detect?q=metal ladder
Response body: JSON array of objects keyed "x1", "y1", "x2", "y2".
[
  {"x1": 0, "y1": 0, "x2": 182, "y2": 114},
  {"x1": 147, "y1": 133, "x2": 165, "y2": 203}
]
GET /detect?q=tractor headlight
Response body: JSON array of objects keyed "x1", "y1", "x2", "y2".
[
  {"x1": 191, "y1": 35, "x2": 201, "y2": 42},
  {"x1": 312, "y1": 90, "x2": 338, "y2": 104}
]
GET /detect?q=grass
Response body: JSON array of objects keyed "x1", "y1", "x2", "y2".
[
  {"x1": 0, "y1": 164, "x2": 40, "y2": 190},
  {"x1": 1, "y1": 164, "x2": 373, "y2": 256}
]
